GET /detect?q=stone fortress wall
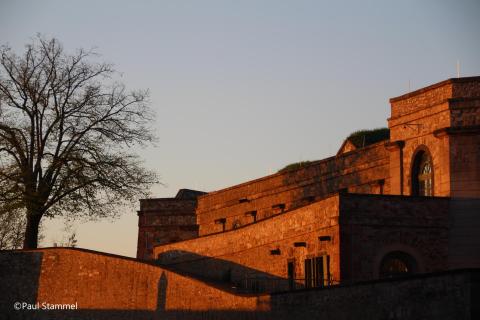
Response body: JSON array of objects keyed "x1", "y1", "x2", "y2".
[
  {"x1": 1, "y1": 248, "x2": 478, "y2": 320},
  {"x1": 154, "y1": 194, "x2": 477, "y2": 285},
  {"x1": 195, "y1": 142, "x2": 390, "y2": 236}
]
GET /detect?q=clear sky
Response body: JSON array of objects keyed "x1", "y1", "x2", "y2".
[{"x1": 1, "y1": 0, "x2": 479, "y2": 257}]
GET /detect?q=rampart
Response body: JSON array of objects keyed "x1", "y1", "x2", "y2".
[
  {"x1": 0, "y1": 248, "x2": 264, "y2": 320},
  {"x1": 0, "y1": 248, "x2": 478, "y2": 319},
  {"x1": 196, "y1": 142, "x2": 390, "y2": 235}
]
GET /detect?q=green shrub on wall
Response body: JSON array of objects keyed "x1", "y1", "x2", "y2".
[
  {"x1": 278, "y1": 161, "x2": 313, "y2": 173},
  {"x1": 347, "y1": 128, "x2": 390, "y2": 148}
]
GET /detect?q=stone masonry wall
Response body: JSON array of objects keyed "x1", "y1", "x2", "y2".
[
  {"x1": 388, "y1": 100, "x2": 452, "y2": 196},
  {"x1": 137, "y1": 199, "x2": 199, "y2": 260},
  {"x1": 448, "y1": 95, "x2": 480, "y2": 197},
  {"x1": 388, "y1": 77, "x2": 480, "y2": 198},
  {"x1": 450, "y1": 97, "x2": 480, "y2": 127},
  {"x1": 0, "y1": 249, "x2": 478, "y2": 319},
  {"x1": 155, "y1": 195, "x2": 341, "y2": 285},
  {"x1": 339, "y1": 194, "x2": 450, "y2": 282},
  {"x1": 449, "y1": 134, "x2": 480, "y2": 197},
  {"x1": 389, "y1": 76, "x2": 480, "y2": 118},
  {"x1": 448, "y1": 198, "x2": 480, "y2": 269},
  {"x1": 389, "y1": 81, "x2": 453, "y2": 118},
  {"x1": 269, "y1": 269, "x2": 479, "y2": 320},
  {"x1": 196, "y1": 142, "x2": 389, "y2": 235},
  {"x1": 0, "y1": 248, "x2": 264, "y2": 320},
  {"x1": 155, "y1": 194, "x2": 456, "y2": 286}
]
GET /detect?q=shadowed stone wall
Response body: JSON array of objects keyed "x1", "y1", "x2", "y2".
[{"x1": 137, "y1": 198, "x2": 199, "y2": 260}]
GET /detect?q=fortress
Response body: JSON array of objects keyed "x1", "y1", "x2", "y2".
[
  {"x1": 2, "y1": 76, "x2": 480, "y2": 319},
  {"x1": 138, "y1": 76, "x2": 480, "y2": 289}
]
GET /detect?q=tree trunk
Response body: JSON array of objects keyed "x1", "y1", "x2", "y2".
[{"x1": 23, "y1": 213, "x2": 42, "y2": 249}]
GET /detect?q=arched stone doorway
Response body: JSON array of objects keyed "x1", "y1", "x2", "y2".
[{"x1": 379, "y1": 251, "x2": 418, "y2": 278}]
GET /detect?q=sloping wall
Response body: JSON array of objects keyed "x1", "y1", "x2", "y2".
[
  {"x1": 0, "y1": 248, "x2": 265, "y2": 320},
  {"x1": 0, "y1": 248, "x2": 478, "y2": 320},
  {"x1": 155, "y1": 195, "x2": 341, "y2": 284}
]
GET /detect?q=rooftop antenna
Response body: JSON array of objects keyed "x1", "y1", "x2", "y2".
[
  {"x1": 456, "y1": 60, "x2": 460, "y2": 78},
  {"x1": 408, "y1": 79, "x2": 411, "y2": 92}
]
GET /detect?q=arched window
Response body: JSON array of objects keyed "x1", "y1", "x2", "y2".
[
  {"x1": 379, "y1": 251, "x2": 417, "y2": 278},
  {"x1": 412, "y1": 150, "x2": 433, "y2": 196}
]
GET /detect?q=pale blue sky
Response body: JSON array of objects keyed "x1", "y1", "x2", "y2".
[{"x1": 1, "y1": 0, "x2": 479, "y2": 256}]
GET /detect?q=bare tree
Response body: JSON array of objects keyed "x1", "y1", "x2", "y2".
[{"x1": 0, "y1": 36, "x2": 158, "y2": 249}]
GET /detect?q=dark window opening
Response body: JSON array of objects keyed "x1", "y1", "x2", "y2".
[
  {"x1": 270, "y1": 248, "x2": 281, "y2": 255},
  {"x1": 305, "y1": 258, "x2": 312, "y2": 288},
  {"x1": 214, "y1": 218, "x2": 226, "y2": 232},
  {"x1": 378, "y1": 179, "x2": 385, "y2": 195},
  {"x1": 293, "y1": 241, "x2": 307, "y2": 247},
  {"x1": 287, "y1": 261, "x2": 295, "y2": 290},
  {"x1": 304, "y1": 255, "x2": 330, "y2": 288},
  {"x1": 245, "y1": 210, "x2": 257, "y2": 222}
]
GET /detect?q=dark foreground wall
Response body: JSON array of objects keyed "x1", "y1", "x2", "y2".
[
  {"x1": 0, "y1": 248, "x2": 478, "y2": 320},
  {"x1": 271, "y1": 269, "x2": 479, "y2": 320}
]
